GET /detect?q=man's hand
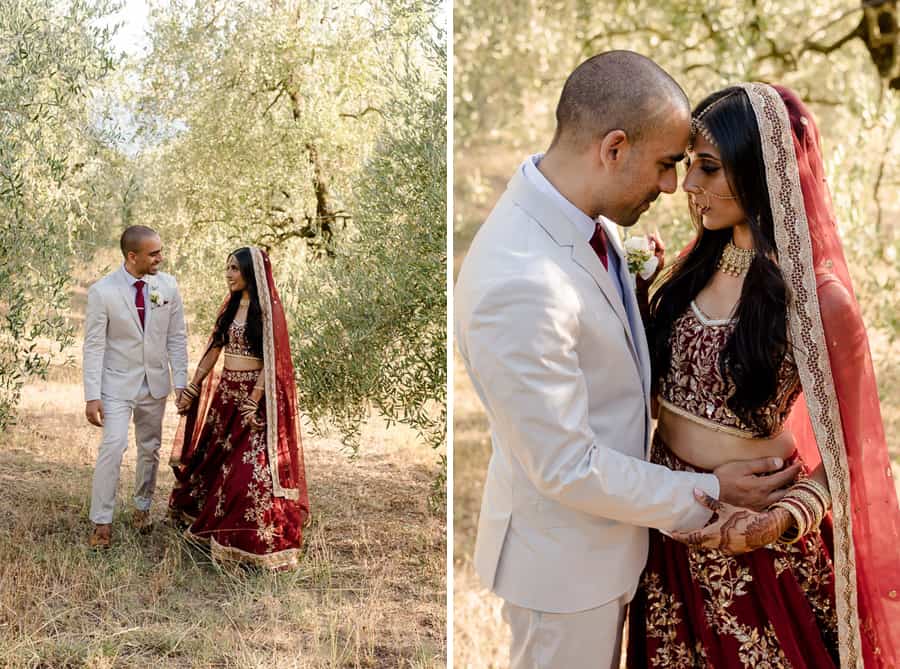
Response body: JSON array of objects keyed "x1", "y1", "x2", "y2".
[
  {"x1": 713, "y1": 457, "x2": 801, "y2": 512},
  {"x1": 175, "y1": 388, "x2": 194, "y2": 415},
  {"x1": 85, "y1": 400, "x2": 104, "y2": 427},
  {"x1": 671, "y1": 490, "x2": 793, "y2": 554}
]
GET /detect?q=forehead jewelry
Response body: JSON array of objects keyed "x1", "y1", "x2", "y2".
[{"x1": 690, "y1": 92, "x2": 738, "y2": 147}]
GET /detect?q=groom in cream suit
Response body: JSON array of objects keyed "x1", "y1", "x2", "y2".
[
  {"x1": 455, "y1": 52, "x2": 796, "y2": 668},
  {"x1": 83, "y1": 225, "x2": 188, "y2": 548}
]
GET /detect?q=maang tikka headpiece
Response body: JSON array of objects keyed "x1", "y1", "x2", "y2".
[{"x1": 690, "y1": 92, "x2": 738, "y2": 147}]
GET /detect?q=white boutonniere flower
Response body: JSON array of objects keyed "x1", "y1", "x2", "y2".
[
  {"x1": 624, "y1": 235, "x2": 659, "y2": 281},
  {"x1": 149, "y1": 288, "x2": 163, "y2": 306}
]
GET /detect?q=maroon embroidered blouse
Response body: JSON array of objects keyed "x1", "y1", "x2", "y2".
[
  {"x1": 224, "y1": 320, "x2": 261, "y2": 359},
  {"x1": 657, "y1": 301, "x2": 801, "y2": 438}
]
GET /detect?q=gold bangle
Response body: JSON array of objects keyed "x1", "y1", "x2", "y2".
[
  {"x1": 773, "y1": 499, "x2": 808, "y2": 544},
  {"x1": 797, "y1": 479, "x2": 831, "y2": 511},
  {"x1": 787, "y1": 489, "x2": 825, "y2": 529},
  {"x1": 794, "y1": 483, "x2": 829, "y2": 519}
]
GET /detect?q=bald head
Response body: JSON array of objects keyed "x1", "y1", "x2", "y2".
[
  {"x1": 120, "y1": 225, "x2": 158, "y2": 257},
  {"x1": 551, "y1": 51, "x2": 689, "y2": 151}
]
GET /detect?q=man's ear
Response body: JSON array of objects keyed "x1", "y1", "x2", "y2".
[{"x1": 598, "y1": 129, "x2": 629, "y2": 168}]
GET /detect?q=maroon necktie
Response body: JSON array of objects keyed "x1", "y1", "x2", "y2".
[
  {"x1": 134, "y1": 279, "x2": 146, "y2": 330},
  {"x1": 589, "y1": 221, "x2": 609, "y2": 270}
]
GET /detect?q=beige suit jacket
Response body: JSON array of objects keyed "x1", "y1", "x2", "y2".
[
  {"x1": 83, "y1": 266, "x2": 188, "y2": 402},
  {"x1": 455, "y1": 166, "x2": 719, "y2": 613}
]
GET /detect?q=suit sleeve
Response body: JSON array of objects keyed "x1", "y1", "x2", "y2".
[
  {"x1": 464, "y1": 274, "x2": 719, "y2": 532},
  {"x1": 82, "y1": 285, "x2": 107, "y2": 402},
  {"x1": 166, "y1": 278, "x2": 189, "y2": 389}
]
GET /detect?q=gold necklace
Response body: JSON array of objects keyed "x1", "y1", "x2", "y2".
[{"x1": 717, "y1": 240, "x2": 756, "y2": 276}]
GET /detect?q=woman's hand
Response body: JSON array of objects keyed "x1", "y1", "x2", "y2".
[
  {"x1": 635, "y1": 231, "x2": 665, "y2": 292},
  {"x1": 239, "y1": 398, "x2": 265, "y2": 430},
  {"x1": 176, "y1": 389, "x2": 196, "y2": 415},
  {"x1": 670, "y1": 489, "x2": 793, "y2": 555}
]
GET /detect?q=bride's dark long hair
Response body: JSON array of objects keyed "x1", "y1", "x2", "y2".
[
  {"x1": 212, "y1": 247, "x2": 264, "y2": 358},
  {"x1": 648, "y1": 87, "x2": 790, "y2": 435}
]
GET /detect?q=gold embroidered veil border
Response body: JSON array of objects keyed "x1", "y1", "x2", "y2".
[
  {"x1": 250, "y1": 247, "x2": 299, "y2": 500},
  {"x1": 738, "y1": 82, "x2": 862, "y2": 668}
]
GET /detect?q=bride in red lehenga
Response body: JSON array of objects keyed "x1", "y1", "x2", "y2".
[
  {"x1": 627, "y1": 85, "x2": 900, "y2": 667},
  {"x1": 169, "y1": 247, "x2": 309, "y2": 571}
]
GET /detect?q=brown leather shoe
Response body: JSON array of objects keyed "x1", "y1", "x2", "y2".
[
  {"x1": 88, "y1": 524, "x2": 111, "y2": 549},
  {"x1": 132, "y1": 509, "x2": 152, "y2": 534}
]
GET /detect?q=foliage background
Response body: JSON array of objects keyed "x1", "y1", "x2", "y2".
[
  {"x1": 1, "y1": 0, "x2": 447, "y2": 456},
  {"x1": 453, "y1": 1, "x2": 899, "y2": 666}
]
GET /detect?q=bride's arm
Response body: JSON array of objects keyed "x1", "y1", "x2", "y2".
[
  {"x1": 176, "y1": 345, "x2": 221, "y2": 412},
  {"x1": 191, "y1": 346, "x2": 222, "y2": 387},
  {"x1": 249, "y1": 368, "x2": 265, "y2": 404},
  {"x1": 239, "y1": 368, "x2": 266, "y2": 428}
]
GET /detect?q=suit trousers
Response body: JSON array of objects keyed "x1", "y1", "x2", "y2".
[
  {"x1": 89, "y1": 377, "x2": 167, "y2": 524},
  {"x1": 502, "y1": 595, "x2": 627, "y2": 669}
]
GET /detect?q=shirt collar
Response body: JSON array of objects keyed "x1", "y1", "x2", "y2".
[{"x1": 122, "y1": 264, "x2": 145, "y2": 285}]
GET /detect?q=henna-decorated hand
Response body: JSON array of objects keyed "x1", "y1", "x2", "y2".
[{"x1": 670, "y1": 489, "x2": 794, "y2": 555}]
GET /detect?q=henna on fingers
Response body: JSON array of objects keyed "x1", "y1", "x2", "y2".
[
  {"x1": 743, "y1": 512, "x2": 782, "y2": 548},
  {"x1": 697, "y1": 491, "x2": 726, "y2": 514}
]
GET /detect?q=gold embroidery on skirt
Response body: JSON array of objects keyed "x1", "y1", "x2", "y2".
[{"x1": 640, "y1": 432, "x2": 838, "y2": 668}]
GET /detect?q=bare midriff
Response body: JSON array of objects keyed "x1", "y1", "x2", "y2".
[
  {"x1": 657, "y1": 404, "x2": 796, "y2": 471},
  {"x1": 223, "y1": 353, "x2": 264, "y2": 371}
]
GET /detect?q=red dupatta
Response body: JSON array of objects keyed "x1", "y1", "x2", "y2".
[{"x1": 742, "y1": 83, "x2": 900, "y2": 668}]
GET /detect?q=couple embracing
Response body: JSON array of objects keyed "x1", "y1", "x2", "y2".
[
  {"x1": 456, "y1": 51, "x2": 900, "y2": 667},
  {"x1": 83, "y1": 226, "x2": 309, "y2": 571}
]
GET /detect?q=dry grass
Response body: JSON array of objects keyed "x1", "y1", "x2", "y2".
[
  {"x1": 0, "y1": 266, "x2": 446, "y2": 669},
  {"x1": 452, "y1": 145, "x2": 900, "y2": 669}
]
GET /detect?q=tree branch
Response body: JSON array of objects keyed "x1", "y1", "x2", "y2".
[
  {"x1": 801, "y1": 17, "x2": 865, "y2": 55},
  {"x1": 262, "y1": 86, "x2": 285, "y2": 116},
  {"x1": 339, "y1": 105, "x2": 383, "y2": 119}
]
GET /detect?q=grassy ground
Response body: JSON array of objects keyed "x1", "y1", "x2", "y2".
[
  {"x1": 452, "y1": 145, "x2": 900, "y2": 669},
  {"x1": 0, "y1": 265, "x2": 445, "y2": 668}
]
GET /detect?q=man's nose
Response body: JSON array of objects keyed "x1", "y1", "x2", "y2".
[{"x1": 659, "y1": 171, "x2": 677, "y2": 194}]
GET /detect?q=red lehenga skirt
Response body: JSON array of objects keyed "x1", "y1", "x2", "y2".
[
  {"x1": 627, "y1": 432, "x2": 839, "y2": 668},
  {"x1": 168, "y1": 369, "x2": 305, "y2": 571}
]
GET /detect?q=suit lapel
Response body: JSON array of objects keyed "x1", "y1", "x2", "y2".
[
  {"x1": 509, "y1": 170, "x2": 641, "y2": 370},
  {"x1": 600, "y1": 217, "x2": 652, "y2": 397},
  {"x1": 569, "y1": 237, "x2": 632, "y2": 340},
  {"x1": 144, "y1": 280, "x2": 155, "y2": 332}
]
